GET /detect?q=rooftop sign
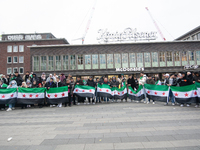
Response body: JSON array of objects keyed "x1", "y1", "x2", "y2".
[{"x1": 97, "y1": 27, "x2": 157, "y2": 43}]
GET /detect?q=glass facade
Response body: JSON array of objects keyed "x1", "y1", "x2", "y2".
[
  {"x1": 33, "y1": 56, "x2": 39, "y2": 71},
  {"x1": 70, "y1": 55, "x2": 76, "y2": 70},
  {"x1": 166, "y1": 52, "x2": 173, "y2": 66},
  {"x1": 159, "y1": 52, "x2": 165, "y2": 67},
  {"x1": 182, "y1": 51, "x2": 188, "y2": 66},
  {"x1": 144, "y1": 53, "x2": 150, "y2": 67},
  {"x1": 196, "y1": 51, "x2": 200, "y2": 65},
  {"x1": 41, "y1": 56, "x2": 47, "y2": 71},
  {"x1": 92, "y1": 54, "x2": 98, "y2": 69},
  {"x1": 114, "y1": 54, "x2": 121, "y2": 68},
  {"x1": 55, "y1": 56, "x2": 61, "y2": 70},
  {"x1": 174, "y1": 51, "x2": 180, "y2": 66},
  {"x1": 85, "y1": 55, "x2": 91, "y2": 69},
  {"x1": 100, "y1": 54, "x2": 106, "y2": 69},
  {"x1": 188, "y1": 51, "x2": 194, "y2": 65},
  {"x1": 48, "y1": 56, "x2": 54, "y2": 71},
  {"x1": 122, "y1": 53, "x2": 128, "y2": 68},
  {"x1": 137, "y1": 53, "x2": 143, "y2": 67},
  {"x1": 129, "y1": 53, "x2": 136, "y2": 67},
  {"x1": 78, "y1": 55, "x2": 83, "y2": 70},
  {"x1": 107, "y1": 54, "x2": 113, "y2": 68},
  {"x1": 63, "y1": 55, "x2": 68, "y2": 70},
  {"x1": 152, "y1": 52, "x2": 158, "y2": 67}
]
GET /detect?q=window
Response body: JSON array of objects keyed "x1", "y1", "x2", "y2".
[
  {"x1": 144, "y1": 53, "x2": 151, "y2": 67},
  {"x1": 19, "y1": 56, "x2": 24, "y2": 63},
  {"x1": 122, "y1": 53, "x2": 128, "y2": 68},
  {"x1": 182, "y1": 51, "x2": 187, "y2": 66},
  {"x1": 92, "y1": 54, "x2": 98, "y2": 69},
  {"x1": 188, "y1": 51, "x2": 194, "y2": 65},
  {"x1": 19, "y1": 67, "x2": 24, "y2": 74},
  {"x1": 7, "y1": 56, "x2": 12, "y2": 63},
  {"x1": 137, "y1": 53, "x2": 143, "y2": 67},
  {"x1": 7, "y1": 68, "x2": 12, "y2": 74},
  {"x1": 129, "y1": 53, "x2": 135, "y2": 67},
  {"x1": 114, "y1": 54, "x2": 121, "y2": 68},
  {"x1": 55, "y1": 56, "x2": 61, "y2": 70},
  {"x1": 63, "y1": 55, "x2": 69, "y2": 70},
  {"x1": 198, "y1": 33, "x2": 200, "y2": 40},
  {"x1": 70, "y1": 55, "x2": 76, "y2": 70},
  {"x1": 100, "y1": 54, "x2": 106, "y2": 69},
  {"x1": 85, "y1": 55, "x2": 91, "y2": 69},
  {"x1": 192, "y1": 35, "x2": 197, "y2": 40},
  {"x1": 107, "y1": 54, "x2": 113, "y2": 68},
  {"x1": 19, "y1": 45, "x2": 24, "y2": 52},
  {"x1": 33, "y1": 56, "x2": 39, "y2": 71},
  {"x1": 151, "y1": 52, "x2": 158, "y2": 67},
  {"x1": 78, "y1": 55, "x2": 83, "y2": 69},
  {"x1": 13, "y1": 46, "x2": 18, "y2": 52},
  {"x1": 13, "y1": 67, "x2": 18, "y2": 73},
  {"x1": 41, "y1": 56, "x2": 47, "y2": 71},
  {"x1": 48, "y1": 56, "x2": 54, "y2": 71},
  {"x1": 174, "y1": 51, "x2": 180, "y2": 66},
  {"x1": 196, "y1": 51, "x2": 200, "y2": 64},
  {"x1": 7, "y1": 46, "x2": 12, "y2": 52},
  {"x1": 13, "y1": 56, "x2": 18, "y2": 63},
  {"x1": 159, "y1": 52, "x2": 165, "y2": 67},
  {"x1": 166, "y1": 52, "x2": 173, "y2": 66}
]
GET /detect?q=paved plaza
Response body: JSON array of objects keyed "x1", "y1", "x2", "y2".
[{"x1": 1, "y1": 100, "x2": 200, "y2": 150}]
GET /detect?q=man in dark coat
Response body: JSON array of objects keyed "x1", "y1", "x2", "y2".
[
  {"x1": 13, "y1": 71, "x2": 23, "y2": 86},
  {"x1": 86, "y1": 76, "x2": 96, "y2": 104},
  {"x1": 127, "y1": 75, "x2": 136, "y2": 90},
  {"x1": 31, "y1": 73, "x2": 39, "y2": 84},
  {"x1": 110, "y1": 77, "x2": 120, "y2": 102},
  {"x1": 101, "y1": 78, "x2": 110, "y2": 102},
  {"x1": 74, "y1": 76, "x2": 84, "y2": 104},
  {"x1": 146, "y1": 76, "x2": 156, "y2": 104},
  {"x1": 193, "y1": 72, "x2": 200, "y2": 83},
  {"x1": 45, "y1": 78, "x2": 56, "y2": 89},
  {"x1": 65, "y1": 79, "x2": 72, "y2": 107}
]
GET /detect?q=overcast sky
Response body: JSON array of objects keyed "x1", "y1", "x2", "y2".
[{"x1": 0, "y1": 0, "x2": 200, "y2": 44}]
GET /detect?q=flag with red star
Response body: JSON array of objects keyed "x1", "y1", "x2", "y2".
[
  {"x1": 73, "y1": 85, "x2": 95, "y2": 98},
  {"x1": 46, "y1": 86, "x2": 68, "y2": 104},
  {"x1": 97, "y1": 84, "x2": 112, "y2": 98},
  {"x1": 128, "y1": 85, "x2": 144, "y2": 101},
  {"x1": 111, "y1": 85, "x2": 127, "y2": 99},
  {"x1": 144, "y1": 84, "x2": 169, "y2": 102},
  {"x1": 170, "y1": 84, "x2": 198, "y2": 104},
  {"x1": 17, "y1": 87, "x2": 46, "y2": 104},
  {"x1": 195, "y1": 82, "x2": 200, "y2": 102},
  {"x1": 0, "y1": 88, "x2": 17, "y2": 104}
]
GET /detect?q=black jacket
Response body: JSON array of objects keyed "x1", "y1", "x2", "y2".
[
  {"x1": 45, "y1": 81, "x2": 56, "y2": 88},
  {"x1": 177, "y1": 73, "x2": 193, "y2": 86},
  {"x1": 165, "y1": 78, "x2": 177, "y2": 86},
  {"x1": 75, "y1": 80, "x2": 84, "y2": 86},
  {"x1": 65, "y1": 83, "x2": 72, "y2": 94},
  {"x1": 193, "y1": 75, "x2": 200, "y2": 82},
  {"x1": 127, "y1": 77, "x2": 136, "y2": 89},
  {"x1": 31, "y1": 74, "x2": 39, "y2": 84},
  {"x1": 102, "y1": 81, "x2": 110, "y2": 85},
  {"x1": 87, "y1": 79, "x2": 96, "y2": 87},
  {"x1": 110, "y1": 79, "x2": 119, "y2": 88},
  {"x1": 55, "y1": 82, "x2": 63, "y2": 87},
  {"x1": 13, "y1": 75, "x2": 23, "y2": 86}
]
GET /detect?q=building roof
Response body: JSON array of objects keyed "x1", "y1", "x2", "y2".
[
  {"x1": 175, "y1": 25, "x2": 200, "y2": 40},
  {"x1": 1, "y1": 32, "x2": 56, "y2": 38}
]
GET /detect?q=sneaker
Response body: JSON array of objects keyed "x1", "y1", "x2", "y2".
[
  {"x1": 93, "y1": 103, "x2": 95, "y2": 105},
  {"x1": 152, "y1": 102, "x2": 155, "y2": 104},
  {"x1": 172, "y1": 103, "x2": 175, "y2": 106},
  {"x1": 6, "y1": 108, "x2": 12, "y2": 111},
  {"x1": 135, "y1": 101, "x2": 139, "y2": 103},
  {"x1": 180, "y1": 104, "x2": 184, "y2": 107},
  {"x1": 77, "y1": 103, "x2": 80, "y2": 105},
  {"x1": 146, "y1": 101, "x2": 149, "y2": 104},
  {"x1": 87, "y1": 103, "x2": 90, "y2": 105},
  {"x1": 186, "y1": 104, "x2": 190, "y2": 107},
  {"x1": 12, "y1": 107, "x2": 15, "y2": 110},
  {"x1": 144, "y1": 101, "x2": 147, "y2": 104},
  {"x1": 50, "y1": 105, "x2": 53, "y2": 107},
  {"x1": 52, "y1": 105, "x2": 56, "y2": 107},
  {"x1": 84, "y1": 103, "x2": 86, "y2": 105},
  {"x1": 195, "y1": 105, "x2": 199, "y2": 108},
  {"x1": 164, "y1": 103, "x2": 168, "y2": 106}
]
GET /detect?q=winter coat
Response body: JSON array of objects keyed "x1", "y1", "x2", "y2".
[
  {"x1": 65, "y1": 83, "x2": 72, "y2": 94},
  {"x1": 55, "y1": 81, "x2": 63, "y2": 87},
  {"x1": 102, "y1": 81, "x2": 110, "y2": 85},
  {"x1": 7, "y1": 80, "x2": 18, "y2": 89},
  {"x1": 127, "y1": 77, "x2": 136, "y2": 89},
  {"x1": 193, "y1": 75, "x2": 200, "y2": 82},
  {"x1": 165, "y1": 78, "x2": 177, "y2": 86},
  {"x1": 75, "y1": 80, "x2": 84, "y2": 86},
  {"x1": 146, "y1": 79, "x2": 155, "y2": 85},
  {"x1": 31, "y1": 74, "x2": 39, "y2": 84},
  {"x1": 177, "y1": 73, "x2": 193, "y2": 86},
  {"x1": 13, "y1": 74, "x2": 23, "y2": 86},
  {"x1": 87, "y1": 79, "x2": 96, "y2": 87},
  {"x1": 110, "y1": 79, "x2": 119, "y2": 88},
  {"x1": 23, "y1": 75, "x2": 32, "y2": 82},
  {"x1": 45, "y1": 81, "x2": 56, "y2": 88}
]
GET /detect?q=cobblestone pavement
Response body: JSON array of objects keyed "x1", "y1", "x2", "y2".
[{"x1": 1, "y1": 100, "x2": 200, "y2": 150}]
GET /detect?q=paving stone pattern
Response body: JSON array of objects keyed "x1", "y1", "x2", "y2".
[{"x1": 1, "y1": 100, "x2": 200, "y2": 150}]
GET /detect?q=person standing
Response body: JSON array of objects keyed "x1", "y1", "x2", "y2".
[
  {"x1": 70, "y1": 78, "x2": 76, "y2": 105},
  {"x1": 75, "y1": 76, "x2": 84, "y2": 105},
  {"x1": 13, "y1": 71, "x2": 23, "y2": 86},
  {"x1": 23, "y1": 71, "x2": 32, "y2": 82},
  {"x1": 110, "y1": 77, "x2": 119, "y2": 102},
  {"x1": 86, "y1": 76, "x2": 96, "y2": 104},
  {"x1": 139, "y1": 72, "x2": 147, "y2": 103},
  {"x1": 193, "y1": 72, "x2": 200, "y2": 107},
  {"x1": 95, "y1": 78, "x2": 101, "y2": 103},
  {"x1": 65, "y1": 79, "x2": 72, "y2": 107},
  {"x1": 102, "y1": 78, "x2": 110, "y2": 102},
  {"x1": 55, "y1": 77, "x2": 63, "y2": 107},
  {"x1": 45, "y1": 78, "x2": 56, "y2": 107},
  {"x1": 146, "y1": 76, "x2": 156, "y2": 104}
]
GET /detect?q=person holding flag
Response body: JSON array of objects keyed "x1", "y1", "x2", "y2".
[
  {"x1": 55, "y1": 77, "x2": 64, "y2": 107},
  {"x1": 110, "y1": 77, "x2": 119, "y2": 102},
  {"x1": 45, "y1": 78, "x2": 56, "y2": 107},
  {"x1": 146, "y1": 76, "x2": 155, "y2": 104},
  {"x1": 139, "y1": 72, "x2": 147, "y2": 103},
  {"x1": 102, "y1": 77, "x2": 110, "y2": 102},
  {"x1": 86, "y1": 76, "x2": 96, "y2": 104}
]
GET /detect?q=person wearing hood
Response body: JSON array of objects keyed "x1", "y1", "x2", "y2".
[
  {"x1": 70, "y1": 78, "x2": 76, "y2": 105},
  {"x1": 102, "y1": 77, "x2": 110, "y2": 102},
  {"x1": 20, "y1": 82, "x2": 28, "y2": 109},
  {"x1": 193, "y1": 72, "x2": 200, "y2": 83},
  {"x1": 26, "y1": 80, "x2": 32, "y2": 88},
  {"x1": 45, "y1": 78, "x2": 56, "y2": 107},
  {"x1": 86, "y1": 76, "x2": 96, "y2": 104},
  {"x1": 138, "y1": 72, "x2": 147, "y2": 103},
  {"x1": 55, "y1": 77, "x2": 64, "y2": 107},
  {"x1": 65, "y1": 79, "x2": 72, "y2": 107},
  {"x1": 23, "y1": 71, "x2": 32, "y2": 82},
  {"x1": 0, "y1": 80, "x2": 8, "y2": 88},
  {"x1": 32, "y1": 80, "x2": 38, "y2": 88},
  {"x1": 13, "y1": 71, "x2": 23, "y2": 86},
  {"x1": 75, "y1": 76, "x2": 84, "y2": 105},
  {"x1": 177, "y1": 72, "x2": 193, "y2": 107},
  {"x1": 7, "y1": 80, "x2": 18, "y2": 111},
  {"x1": 46, "y1": 74, "x2": 55, "y2": 83},
  {"x1": 40, "y1": 72, "x2": 46, "y2": 83},
  {"x1": 31, "y1": 73, "x2": 39, "y2": 84},
  {"x1": 1, "y1": 75, "x2": 7, "y2": 85},
  {"x1": 60, "y1": 73, "x2": 66, "y2": 84},
  {"x1": 110, "y1": 77, "x2": 119, "y2": 102},
  {"x1": 127, "y1": 75, "x2": 136, "y2": 90},
  {"x1": 146, "y1": 76, "x2": 156, "y2": 104}
]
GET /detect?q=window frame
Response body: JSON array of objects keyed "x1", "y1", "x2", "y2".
[
  {"x1": 7, "y1": 68, "x2": 12, "y2": 74},
  {"x1": 7, "y1": 46, "x2": 12, "y2": 53},
  {"x1": 19, "y1": 45, "x2": 24, "y2": 52},
  {"x1": 13, "y1": 56, "x2": 18, "y2": 63},
  {"x1": 13, "y1": 45, "x2": 18, "y2": 52},
  {"x1": 19, "y1": 67, "x2": 24, "y2": 74},
  {"x1": 19, "y1": 56, "x2": 24, "y2": 63},
  {"x1": 7, "y1": 56, "x2": 12, "y2": 63},
  {"x1": 13, "y1": 67, "x2": 18, "y2": 73}
]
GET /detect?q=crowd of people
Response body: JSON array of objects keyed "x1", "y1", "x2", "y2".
[{"x1": 0, "y1": 70, "x2": 200, "y2": 112}]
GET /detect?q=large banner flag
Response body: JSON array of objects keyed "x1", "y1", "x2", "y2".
[
  {"x1": 0, "y1": 88, "x2": 17, "y2": 104},
  {"x1": 195, "y1": 82, "x2": 200, "y2": 101},
  {"x1": 111, "y1": 86, "x2": 127, "y2": 99},
  {"x1": 97, "y1": 84, "x2": 112, "y2": 98},
  {"x1": 170, "y1": 84, "x2": 198, "y2": 104},
  {"x1": 128, "y1": 85, "x2": 144, "y2": 101},
  {"x1": 46, "y1": 86, "x2": 68, "y2": 104},
  {"x1": 144, "y1": 84, "x2": 169, "y2": 102},
  {"x1": 73, "y1": 85, "x2": 95, "y2": 98},
  {"x1": 17, "y1": 87, "x2": 46, "y2": 104}
]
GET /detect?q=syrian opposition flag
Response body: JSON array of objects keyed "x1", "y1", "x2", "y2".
[
  {"x1": 195, "y1": 82, "x2": 200, "y2": 101},
  {"x1": 0, "y1": 88, "x2": 17, "y2": 104},
  {"x1": 46, "y1": 86, "x2": 68, "y2": 104},
  {"x1": 97, "y1": 84, "x2": 112, "y2": 98},
  {"x1": 17, "y1": 87, "x2": 46, "y2": 104},
  {"x1": 170, "y1": 84, "x2": 198, "y2": 104},
  {"x1": 128, "y1": 85, "x2": 144, "y2": 101},
  {"x1": 111, "y1": 86, "x2": 127, "y2": 99},
  {"x1": 144, "y1": 84, "x2": 169, "y2": 102},
  {"x1": 73, "y1": 85, "x2": 95, "y2": 98}
]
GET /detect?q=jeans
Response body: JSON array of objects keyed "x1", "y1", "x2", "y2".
[
  {"x1": 9, "y1": 103, "x2": 15, "y2": 108},
  {"x1": 148, "y1": 98, "x2": 154, "y2": 102},
  {"x1": 167, "y1": 89, "x2": 175, "y2": 103},
  {"x1": 103, "y1": 97, "x2": 109, "y2": 102},
  {"x1": 143, "y1": 86, "x2": 146, "y2": 101}
]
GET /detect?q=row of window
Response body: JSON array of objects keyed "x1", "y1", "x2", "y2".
[
  {"x1": 7, "y1": 56, "x2": 24, "y2": 63},
  {"x1": 7, "y1": 67, "x2": 24, "y2": 75},
  {"x1": 7, "y1": 45, "x2": 24, "y2": 53},
  {"x1": 184, "y1": 32, "x2": 200, "y2": 41},
  {"x1": 33, "y1": 51, "x2": 200, "y2": 71}
]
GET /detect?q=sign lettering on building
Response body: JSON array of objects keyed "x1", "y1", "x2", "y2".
[
  {"x1": 116, "y1": 67, "x2": 144, "y2": 72},
  {"x1": 7, "y1": 34, "x2": 42, "y2": 41},
  {"x1": 184, "y1": 64, "x2": 199, "y2": 70},
  {"x1": 97, "y1": 28, "x2": 157, "y2": 43}
]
